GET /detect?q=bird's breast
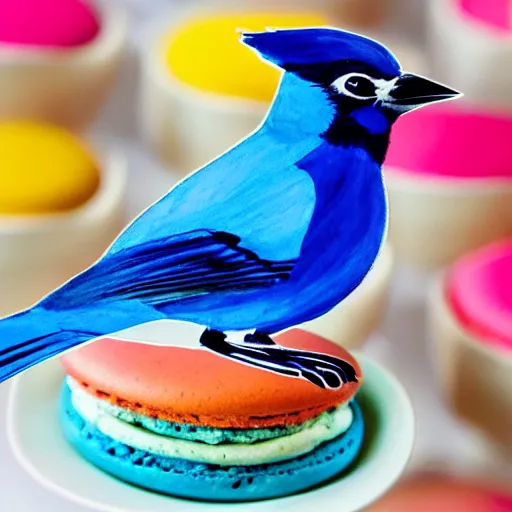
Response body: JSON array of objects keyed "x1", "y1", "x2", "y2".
[{"x1": 292, "y1": 150, "x2": 387, "y2": 307}]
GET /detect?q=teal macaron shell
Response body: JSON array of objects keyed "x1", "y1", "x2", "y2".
[
  {"x1": 60, "y1": 382, "x2": 365, "y2": 502},
  {"x1": 86, "y1": 393, "x2": 342, "y2": 445}
]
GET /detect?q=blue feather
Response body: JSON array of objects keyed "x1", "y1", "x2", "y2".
[
  {"x1": 241, "y1": 28, "x2": 401, "y2": 76},
  {"x1": 44, "y1": 231, "x2": 296, "y2": 309}
]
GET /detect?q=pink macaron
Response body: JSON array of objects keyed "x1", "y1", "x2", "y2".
[
  {"x1": 368, "y1": 472, "x2": 512, "y2": 512},
  {"x1": 457, "y1": 0, "x2": 511, "y2": 35},
  {"x1": 429, "y1": 240, "x2": 512, "y2": 453},
  {"x1": 385, "y1": 103, "x2": 512, "y2": 268},
  {"x1": 446, "y1": 240, "x2": 512, "y2": 352},
  {"x1": 0, "y1": 0, "x2": 100, "y2": 49},
  {"x1": 0, "y1": 0, "x2": 126, "y2": 129}
]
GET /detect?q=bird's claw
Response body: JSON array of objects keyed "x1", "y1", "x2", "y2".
[{"x1": 199, "y1": 329, "x2": 357, "y2": 390}]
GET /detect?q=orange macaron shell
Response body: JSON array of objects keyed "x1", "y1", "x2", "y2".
[{"x1": 61, "y1": 329, "x2": 362, "y2": 429}]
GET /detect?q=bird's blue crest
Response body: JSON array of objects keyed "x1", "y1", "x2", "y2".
[{"x1": 241, "y1": 27, "x2": 402, "y2": 77}]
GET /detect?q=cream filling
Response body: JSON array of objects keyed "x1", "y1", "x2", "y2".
[{"x1": 69, "y1": 380, "x2": 353, "y2": 466}]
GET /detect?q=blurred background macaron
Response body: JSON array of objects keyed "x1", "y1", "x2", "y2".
[
  {"x1": 429, "y1": 240, "x2": 512, "y2": 456},
  {"x1": 59, "y1": 329, "x2": 365, "y2": 501},
  {"x1": 0, "y1": 0, "x2": 127, "y2": 130},
  {"x1": 141, "y1": 3, "x2": 422, "y2": 175},
  {"x1": 385, "y1": 103, "x2": 512, "y2": 270},
  {"x1": 429, "y1": 0, "x2": 512, "y2": 110},
  {"x1": 367, "y1": 471, "x2": 512, "y2": 511},
  {"x1": 0, "y1": 120, "x2": 126, "y2": 316}
]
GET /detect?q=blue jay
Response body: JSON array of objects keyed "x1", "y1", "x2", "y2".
[{"x1": 0, "y1": 28, "x2": 460, "y2": 388}]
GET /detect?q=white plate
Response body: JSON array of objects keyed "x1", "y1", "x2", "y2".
[{"x1": 7, "y1": 353, "x2": 414, "y2": 512}]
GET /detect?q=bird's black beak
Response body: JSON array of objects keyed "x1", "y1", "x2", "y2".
[{"x1": 387, "y1": 72, "x2": 462, "y2": 113}]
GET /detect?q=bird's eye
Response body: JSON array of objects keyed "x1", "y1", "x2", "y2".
[{"x1": 332, "y1": 73, "x2": 378, "y2": 99}]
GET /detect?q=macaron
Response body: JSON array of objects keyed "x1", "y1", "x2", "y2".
[
  {"x1": 59, "y1": 329, "x2": 365, "y2": 501},
  {"x1": 384, "y1": 103, "x2": 512, "y2": 269},
  {"x1": 429, "y1": 240, "x2": 512, "y2": 453},
  {"x1": 0, "y1": 120, "x2": 126, "y2": 316},
  {"x1": 368, "y1": 472, "x2": 512, "y2": 512},
  {"x1": 0, "y1": 0, "x2": 100, "y2": 49},
  {"x1": 458, "y1": 0, "x2": 511, "y2": 33},
  {"x1": 0, "y1": 0, "x2": 126, "y2": 130},
  {"x1": 447, "y1": 240, "x2": 512, "y2": 351},
  {"x1": 0, "y1": 121, "x2": 100, "y2": 214}
]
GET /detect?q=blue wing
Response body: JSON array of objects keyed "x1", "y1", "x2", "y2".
[
  {"x1": 43, "y1": 133, "x2": 319, "y2": 310},
  {"x1": 45, "y1": 229, "x2": 297, "y2": 309}
]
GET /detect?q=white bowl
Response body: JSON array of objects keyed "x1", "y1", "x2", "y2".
[
  {"x1": 6, "y1": 351, "x2": 414, "y2": 512},
  {"x1": 141, "y1": 3, "x2": 395, "y2": 175},
  {"x1": 428, "y1": 0, "x2": 512, "y2": 109},
  {"x1": 0, "y1": 146, "x2": 127, "y2": 317},
  {"x1": 302, "y1": 245, "x2": 394, "y2": 350},
  {"x1": 0, "y1": 0, "x2": 127, "y2": 130},
  {"x1": 428, "y1": 276, "x2": 512, "y2": 456}
]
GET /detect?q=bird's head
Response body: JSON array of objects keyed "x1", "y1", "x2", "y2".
[{"x1": 241, "y1": 27, "x2": 461, "y2": 163}]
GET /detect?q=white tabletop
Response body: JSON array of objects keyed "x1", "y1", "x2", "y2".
[{"x1": 1, "y1": 1, "x2": 511, "y2": 510}]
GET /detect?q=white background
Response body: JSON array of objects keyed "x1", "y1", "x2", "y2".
[{"x1": 1, "y1": 1, "x2": 511, "y2": 510}]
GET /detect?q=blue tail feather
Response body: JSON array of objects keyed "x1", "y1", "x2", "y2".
[{"x1": 0, "y1": 309, "x2": 97, "y2": 382}]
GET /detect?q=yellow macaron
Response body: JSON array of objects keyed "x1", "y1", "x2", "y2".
[
  {"x1": 165, "y1": 12, "x2": 327, "y2": 103},
  {"x1": 0, "y1": 121, "x2": 100, "y2": 215}
]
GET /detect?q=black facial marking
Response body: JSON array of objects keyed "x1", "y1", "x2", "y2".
[
  {"x1": 321, "y1": 87, "x2": 396, "y2": 164},
  {"x1": 323, "y1": 117, "x2": 390, "y2": 164},
  {"x1": 285, "y1": 59, "x2": 400, "y2": 165}
]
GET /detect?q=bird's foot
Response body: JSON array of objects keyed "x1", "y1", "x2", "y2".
[
  {"x1": 199, "y1": 328, "x2": 357, "y2": 390},
  {"x1": 199, "y1": 329, "x2": 229, "y2": 353}
]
